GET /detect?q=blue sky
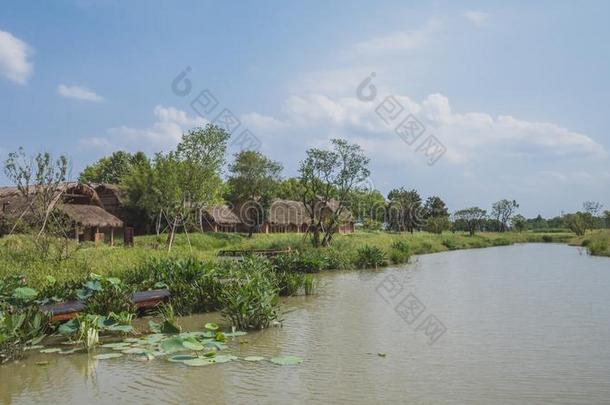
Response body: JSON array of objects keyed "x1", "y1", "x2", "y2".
[{"x1": 0, "y1": 0, "x2": 609, "y2": 216}]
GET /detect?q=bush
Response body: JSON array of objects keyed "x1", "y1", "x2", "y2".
[
  {"x1": 355, "y1": 245, "x2": 387, "y2": 269},
  {"x1": 274, "y1": 251, "x2": 327, "y2": 273},
  {"x1": 542, "y1": 235, "x2": 553, "y2": 243},
  {"x1": 441, "y1": 238, "x2": 459, "y2": 250},
  {"x1": 218, "y1": 268, "x2": 279, "y2": 330},
  {"x1": 389, "y1": 240, "x2": 410, "y2": 263}
]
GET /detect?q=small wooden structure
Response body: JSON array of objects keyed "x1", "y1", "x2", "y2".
[{"x1": 40, "y1": 289, "x2": 171, "y2": 322}]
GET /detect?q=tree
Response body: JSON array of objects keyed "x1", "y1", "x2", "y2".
[
  {"x1": 79, "y1": 151, "x2": 147, "y2": 184},
  {"x1": 453, "y1": 207, "x2": 487, "y2": 236},
  {"x1": 4, "y1": 147, "x2": 69, "y2": 235},
  {"x1": 604, "y1": 210, "x2": 610, "y2": 228},
  {"x1": 122, "y1": 125, "x2": 230, "y2": 251},
  {"x1": 426, "y1": 216, "x2": 451, "y2": 234},
  {"x1": 511, "y1": 214, "x2": 527, "y2": 232},
  {"x1": 583, "y1": 201, "x2": 603, "y2": 217},
  {"x1": 227, "y1": 151, "x2": 283, "y2": 236},
  {"x1": 299, "y1": 139, "x2": 370, "y2": 247},
  {"x1": 347, "y1": 188, "x2": 386, "y2": 224},
  {"x1": 387, "y1": 188, "x2": 422, "y2": 233},
  {"x1": 423, "y1": 196, "x2": 449, "y2": 218},
  {"x1": 491, "y1": 199, "x2": 519, "y2": 232},
  {"x1": 564, "y1": 212, "x2": 587, "y2": 236},
  {"x1": 276, "y1": 177, "x2": 306, "y2": 201}
]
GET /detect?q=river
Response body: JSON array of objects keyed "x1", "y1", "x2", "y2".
[{"x1": 1, "y1": 244, "x2": 609, "y2": 404}]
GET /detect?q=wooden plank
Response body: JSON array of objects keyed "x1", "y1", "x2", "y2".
[{"x1": 40, "y1": 289, "x2": 170, "y2": 322}]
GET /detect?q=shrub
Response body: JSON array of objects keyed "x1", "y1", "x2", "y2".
[
  {"x1": 389, "y1": 240, "x2": 410, "y2": 264},
  {"x1": 218, "y1": 268, "x2": 279, "y2": 330},
  {"x1": 441, "y1": 238, "x2": 459, "y2": 250},
  {"x1": 274, "y1": 251, "x2": 327, "y2": 273},
  {"x1": 355, "y1": 245, "x2": 386, "y2": 269},
  {"x1": 542, "y1": 235, "x2": 553, "y2": 243}
]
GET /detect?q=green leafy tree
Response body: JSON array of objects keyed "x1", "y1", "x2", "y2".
[
  {"x1": 564, "y1": 212, "x2": 587, "y2": 236},
  {"x1": 491, "y1": 199, "x2": 519, "y2": 232},
  {"x1": 423, "y1": 196, "x2": 450, "y2": 234},
  {"x1": 347, "y1": 188, "x2": 386, "y2": 224},
  {"x1": 511, "y1": 214, "x2": 527, "y2": 232},
  {"x1": 604, "y1": 210, "x2": 610, "y2": 228},
  {"x1": 299, "y1": 139, "x2": 370, "y2": 247},
  {"x1": 122, "y1": 125, "x2": 229, "y2": 250},
  {"x1": 453, "y1": 207, "x2": 487, "y2": 236},
  {"x1": 226, "y1": 151, "x2": 283, "y2": 236},
  {"x1": 387, "y1": 188, "x2": 422, "y2": 233},
  {"x1": 276, "y1": 177, "x2": 306, "y2": 201},
  {"x1": 79, "y1": 151, "x2": 147, "y2": 184}
]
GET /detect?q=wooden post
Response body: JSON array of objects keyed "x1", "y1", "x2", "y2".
[
  {"x1": 110, "y1": 228, "x2": 114, "y2": 247},
  {"x1": 75, "y1": 226, "x2": 79, "y2": 242}
]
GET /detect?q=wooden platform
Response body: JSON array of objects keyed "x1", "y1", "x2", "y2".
[
  {"x1": 217, "y1": 247, "x2": 294, "y2": 258},
  {"x1": 40, "y1": 289, "x2": 171, "y2": 322}
]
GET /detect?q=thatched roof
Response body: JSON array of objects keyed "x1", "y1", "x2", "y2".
[
  {"x1": 0, "y1": 182, "x2": 118, "y2": 228},
  {"x1": 268, "y1": 199, "x2": 310, "y2": 225},
  {"x1": 94, "y1": 183, "x2": 127, "y2": 204},
  {"x1": 60, "y1": 204, "x2": 123, "y2": 228},
  {"x1": 203, "y1": 205, "x2": 241, "y2": 225}
]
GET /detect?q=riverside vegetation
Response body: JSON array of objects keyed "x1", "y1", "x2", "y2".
[{"x1": 1, "y1": 227, "x2": 605, "y2": 364}]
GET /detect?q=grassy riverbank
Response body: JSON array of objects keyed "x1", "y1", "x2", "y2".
[
  {"x1": 572, "y1": 230, "x2": 610, "y2": 257},
  {"x1": 0, "y1": 230, "x2": 575, "y2": 288}
]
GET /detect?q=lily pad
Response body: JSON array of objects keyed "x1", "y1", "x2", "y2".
[
  {"x1": 93, "y1": 353, "x2": 123, "y2": 360},
  {"x1": 58, "y1": 348, "x2": 81, "y2": 355},
  {"x1": 160, "y1": 337, "x2": 188, "y2": 354},
  {"x1": 168, "y1": 354, "x2": 198, "y2": 363},
  {"x1": 270, "y1": 356, "x2": 303, "y2": 366},
  {"x1": 40, "y1": 348, "x2": 61, "y2": 354},
  {"x1": 182, "y1": 341, "x2": 204, "y2": 351},
  {"x1": 204, "y1": 322, "x2": 219, "y2": 331},
  {"x1": 122, "y1": 347, "x2": 147, "y2": 355},
  {"x1": 224, "y1": 331, "x2": 247, "y2": 337},
  {"x1": 183, "y1": 358, "x2": 214, "y2": 367},
  {"x1": 243, "y1": 356, "x2": 265, "y2": 362},
  {"x1": 211, "y1": 355, "x2": 237, "y2": 364}
]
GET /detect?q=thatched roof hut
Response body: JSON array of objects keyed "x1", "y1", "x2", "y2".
[
  {"x1": 268, "y1": 199, "x2": 310, "y2": 226},
  {"x1": 0, "y1": 182, "x2": 123, "y2": 241},
  {"x1": 201, "y1": 205, "x2": 241, "y2": 232},
  {"x1": 60, "y1": 204, "x2": 123, "y2": 228}
]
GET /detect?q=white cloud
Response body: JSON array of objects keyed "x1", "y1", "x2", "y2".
[
  {"x1": 246, "y1": 91, "x2": 606, "y2": 166},
  {"x1": 80, "y1": 105, "x2": 207, "y2": 153},
  {"x1": 0, "y1": 30, "x2": 33, "y2": 85},
  {"x1": 58, "y1": 84, "x2": 104, "y2": 102},
  {"x1": 241, "y1": 112, "x2": 288, "y2": 132},
  {"x1": 463, "y1": 11, "x2": 489, "y2": 26},
  {"x1": 352, "y1": 18, "x2": 441, "y2": 53}
]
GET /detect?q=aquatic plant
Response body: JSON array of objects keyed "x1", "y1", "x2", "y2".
[
  {"x1": 355, "y1": 245, "x2": 387, "y2": 269},
  {"x1": 218, "y1": 268, "x2": 280, "y2": 330}
]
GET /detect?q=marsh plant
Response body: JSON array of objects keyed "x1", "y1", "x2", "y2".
[
  {"x1": 219, "y1": 268, "x2": 280, "y2": 330},
  {"x1": 355, "y1": 245, "x2": 387, "y2": 269}
]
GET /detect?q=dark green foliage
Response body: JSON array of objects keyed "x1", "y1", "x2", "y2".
[
  {"x1": 389, "y1": 240, "x2": 411, "y2": 263},
  {"x1": 355, "y1": 245, "x2": 387, "y2": 269}
]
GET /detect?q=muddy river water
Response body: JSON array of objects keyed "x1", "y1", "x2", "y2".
[{"x1": 1, "y1": 244, "x2": 609, "y2": 404}]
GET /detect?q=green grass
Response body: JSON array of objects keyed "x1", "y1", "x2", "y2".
[
  {"x1": 0, "y1": 230, "x2": 577, "y2": 289},
  {"x1": 573, "y1": 230, "x2": 610, "y2": 257}
]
